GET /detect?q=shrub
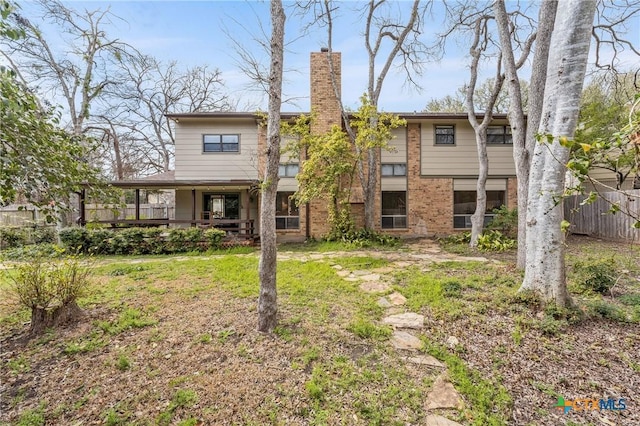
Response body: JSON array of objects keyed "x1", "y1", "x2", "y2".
[
  {"x1": 486, "y1": 205, "x2": 518, "y2": 238},
  {"x1": 59, "y1": 227, "x2": 90, "y2": 253},
  {"x1": 476, "y1": 230, "x2": 516, "y2": 252},
  {"x1": 204, "y1": 228, "x2": 226, "y2": 249},
  {"x1": 8, "y1": 256, "x2": 91, "y2": 333},
  {"x1": 0, "y1": 227, "x2": 28, "y2": 249},
  {"x1": 29, "y1": 226, "x2": 57, "y2": 245},
  {"x1": 572, "y1": 259, "x2": 617, "y2": 294},
  {"x1": 87, "y1": 228, "x2": 114, "y2": 254},
  {"x1": 324, "y1": 228, "x2": 399, "y2": 248},
  {"x1": 2, "y1": 243, "x2": 64, "y2": 261}
]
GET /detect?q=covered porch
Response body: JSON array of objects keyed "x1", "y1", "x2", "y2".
[{"x1": 79, "y1": 172, "x2": 260, "y2": 240}]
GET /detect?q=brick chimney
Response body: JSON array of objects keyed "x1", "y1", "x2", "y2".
[{"x1": 310, "y1": 49, "x2": 342, "y2": 133}]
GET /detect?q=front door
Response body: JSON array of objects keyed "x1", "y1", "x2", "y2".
[{"x1": 203, "y1": 193, "x2": 240, "y2": 223}]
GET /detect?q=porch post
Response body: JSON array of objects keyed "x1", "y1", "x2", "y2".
[
  {"x1": 244, "y1": 191, "x2": 250, "y2": 235},
  {"x1": 79, "y1": 189, "x2": 86, "y2": 226},
  {"x1": 135, "y1": 189, "x2": 140, "y2": 221},
  {"x1": 191, "y1": 189, "x2": 196, "y2": 227}
]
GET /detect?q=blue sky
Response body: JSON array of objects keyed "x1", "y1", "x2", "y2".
[{"x1": 14, "y1": 1, "x2": 640, "y2": 113}]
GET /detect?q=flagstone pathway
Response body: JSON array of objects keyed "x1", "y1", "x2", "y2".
[{"x1": 289, "y1": 239, "x2": 477, "y2": 425}]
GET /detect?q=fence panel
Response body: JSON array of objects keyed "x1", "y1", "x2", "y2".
[
  {"x1": 564, "y1": 190, "x2": 640, "y2": 243},
  {"x1": 0, "y1": 209, "x2": 36, "y2": 226}
]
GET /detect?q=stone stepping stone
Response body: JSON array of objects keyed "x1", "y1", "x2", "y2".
[
  {"x1": 359, "y1": 281, "x2": 391, "y2": 293},
  {"x1": 393, "y1": 261, "x2": 413, "y2": 268},
  {"x1": 390, "y1": 330, "x2": 422, "y2": 350},
  {"x1": 403, "y1": 354, "x2": 444, "y2": 368},
  {"x1": 382, "y1": 312, "x2": 424, "y2": 329},
  {"x1": 358, "y1": 273, "x2": 381, "y2": 281},
  {"x1": 336, "y1": 270, "x2": 351, "y2": 277},
  {"x1": 377, "y1": 297, "x2": 393, "y2": 308},
  {"x1": 372, "y1": 266, "x2": 395, "y2": 274},
  {"x1": 387, "y1": 292, "x2": 407, "y2": 306},
  {"x1": 425, "y1": 374, "x2": 463, "y2": 410},
  {"x1": 425, "y1": 414, "x2": 463, "y2": 426}
]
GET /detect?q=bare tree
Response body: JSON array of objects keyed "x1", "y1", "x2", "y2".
[
  {"x1": 443, "y1": 2, "x2": 534, "y2": 246},
  {"x1": 1, "y1": 0, "x2": 130, "y2": 136},
  {"x1": 461, "y1": 9, "x2": 505, "y2": 246},
  {"x1": 99, "y1": 54, "x2": 233, "y2": 174},
  {"x1": 316, "y1": 0, "x2": 429, "y2": 230},
  {"x1": 258, "y1": 0, "x2": 285, "y2": 333},
  {"x1": 520, "y1": 0, "x2": 597, "y2": 306},
  {"x1": 494, "y1": 0, "x2": 557, "y2": 268},
  {"x1": 424, "y1": 78, "x2": 529, "y2": 113}
]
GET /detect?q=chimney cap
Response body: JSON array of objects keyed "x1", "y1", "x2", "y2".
[{"x1": 320, "y1": 47, "x2": 329, "y2": 52}]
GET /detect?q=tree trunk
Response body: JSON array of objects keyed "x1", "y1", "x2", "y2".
[
  {"x1": 30, "y1": 301, "x2": 83, "y2": 334},
  {"x1": 363, "y1": 133, "x2": 377, "y2": 230},
  {"x1": 470, "y1": 130, "x2": 489, "y2": 245},
  {"x1": 514, "y1": 0, "x2": 558, "y2": 269},
  {"x1": 257, "y1": 0, "x2": 285, "y2": 334},
  {"x1": 520, "y1": 0, "x2": 596, "y2": 306}
]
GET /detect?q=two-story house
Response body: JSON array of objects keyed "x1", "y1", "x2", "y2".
[{"x1": 83, "y1": 50, "x2": 517, "y2": 241}]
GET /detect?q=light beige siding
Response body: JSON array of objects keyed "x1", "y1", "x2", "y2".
[
  {"x1": 381, "y1": 178, "x2": 407, "y2": 191},
  {"x1": 454, "y1": 179, "x2": 507, "y2": 191},
  {"x1": 174, "y1": 119, "x2": 260, "y2": 180},
  {"x1": 419, "y1": 119, "x2": 516, "y2": 176},
  {"x1": 278, "y1": 178, "x2": 299, "y2": 192},
  {"x1": 381, "y1": 128, "x2": 407, "y2": 163}
]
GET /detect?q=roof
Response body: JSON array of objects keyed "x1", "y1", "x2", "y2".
[
  {"x1": 165, "y1": 111, "x2": 512, "y2": 121},
  {"x1": 99, "y1": 171, "x2": 257, "y2": 189}
]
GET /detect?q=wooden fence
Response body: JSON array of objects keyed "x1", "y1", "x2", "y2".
[
  {"x1": 564, "y1": 189, "x2": 640, "y2": 244},
  {"x1": 0, "y1": 204, "x2": 175, "y2": 227},
  {"x1": 0, "y1": 208, "x2": 43, "y2": 226}
]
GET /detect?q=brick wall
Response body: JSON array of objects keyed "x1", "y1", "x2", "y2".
[
  {"x1": 307, "y1": 50, "x2": 342, "y2": 237},
  {"x1": 406, "y1": 122, "x2": 455, "y2": 236}
]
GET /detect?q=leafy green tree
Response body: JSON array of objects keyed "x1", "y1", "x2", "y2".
[
  {"x1": 573, "y1": 73, "x2": 639, "y2": 189},
  {"x1": 284, "y1": 94, "x2": 405, "y2": 236},
  {"x1": 0, "y1": 68, "x2": 112, "y2": 221}
]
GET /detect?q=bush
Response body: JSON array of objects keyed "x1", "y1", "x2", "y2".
[
  {"x1": 476, "y1": 230, "x2": 516, "y2": 252},
  {"x1": 0, "y1": 227, "x2": 29, "y2": 249},
  {"x1": 486, "y1": 205, "x2": 518, "y2": 238},
  {"x1": 204, "y1": 228, "x2": 226, "y2": 249},
  {"x1": 572, "y1": 259, "x2": 617, "y2": 294},
  {"x1": 324, "y1": 228, "x2": 399, "y2": 248},
  {"x1": 58, "y1": 226, "x2": 230, "y2": 255},
  {"x1": 8, "y1": 256, "x2": 91, "y2": 333},
  {"x1": 29, "y1": 226, "x2": 57, "y2": 245},
  {"x1": 2, "y1": 243, "x2": 64, "y2": 261},
  {"x1": 59, "y1": 227, "x2": 90, "y2": 253}
]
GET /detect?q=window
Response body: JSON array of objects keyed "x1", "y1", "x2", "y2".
[
  {"x1": 453, "y1": 190, "x2": 505, "y2": 229},
  {"x1": 381, "y1": 191, "x2": 407, "y2": 229},
  {"x1": 275, "y1": 192, "x2": 299, "y2": 229},
  {"x1": 487, "y1": 126, "x2": 512, "y2": 144},
  {"x1": 203, "y1": 134, "x2": 239, "y2": 152},
  {"x1": 381, "y1": 163, "x2": 407, "y2": 177},
  {"x1": 278, "y1": 163, "x2": 299, "y2": 177},
  {"x1": 435, "y1": 125, "x2": 455, "y2": 145}
]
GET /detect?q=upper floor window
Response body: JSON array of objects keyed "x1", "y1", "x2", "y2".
[
  {"x1": 279, "y1": 163, "x2": 299, "y2": 177},
  {"x1": 381, "y1": 163, "x2": 407, "y2": 177},
  {"x1": 203, "y1": 134, "x2": 239, "y2": 152},
  {"x1": 487, "y1": 126, "x2": 512, "y2": 144},
  {"x1": 435, "y1": 125, "x2": 455, "y2": 145}
]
